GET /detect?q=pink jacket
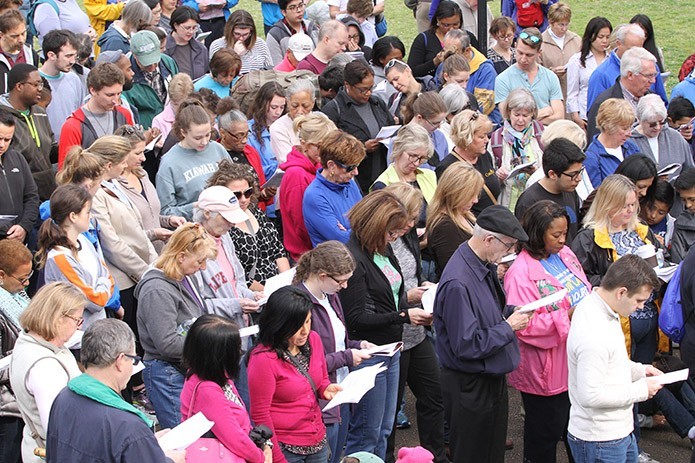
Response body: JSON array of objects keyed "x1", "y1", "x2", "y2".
[
  {"x1": 503, "y1": 246, "x2": 591, "y2": 396},
  {"x1": 180, "y1": 375, "x2": 264, "y2": 463},
  {"x1": 279, "y1": 147, "x2": 320, "y2": 261},
  {"x1": 248, "y1": 331, "x2": 330, "y2": 463}
]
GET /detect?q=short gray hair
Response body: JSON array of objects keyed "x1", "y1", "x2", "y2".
[
  {"x1": 505, "y1": 88, "x2": 537, "y2": 118},
  {"x1": 636, "y1": 94, "x2": 667, "y2": 123},
  {"x1": 615, "y1": 23, "x2": 644, "y2": 44},
  {"x1": 443, "y1": 29, "x2": 470, "y2": 50},
  {"x1": 621, "y1": 47, "x2": 656, "y2": 77},
  {"x1": 319, "y1": 19, "x2": 346, "y2": 41},
  {"x1": 472, "y1": 224, "x2": 506, "y2": 240},
  {"x1": 391, "y1": 123, "x2": 433, "y2": 162},
  {"x1": 192, "y1": 207, "x2": 219, "y2": 225},
  {"x1": 286, "y1": 79, "x2": 317, "y2": 100},
  {"x1": 440, "y1": 84, "x2": 470, "y2": 115},
  {"x1": 81, "y1": 319, "x2": 135, "y2": 369},
  {"x1": 219, "y1": 109, "x2": 248, "y2": 131}
]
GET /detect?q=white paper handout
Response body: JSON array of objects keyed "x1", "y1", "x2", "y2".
[
  {"x1": 65, "y1": 330, "x2": 84, "y2": 349},
  {"x1": 0, "y1": 355, "x2": 11, "y2": 371},
  {"x1": 657, "y1": 163, "x2": 681, "y2": 177},
  {"x1": 362, "y1": 342, "x2": 403, "y2": 357},
  {"x1": 144, "y1": 133, "x2": 162, "y2": 152},
  {"x1": 132, "y1": 361, "x2": 145, "y2": 376},
  {"x1": 421, "y1": 284, "x2": 438, "y2": 314},
  {"x1": 322, "y1": 362, "x2": 387, "y2": 411},
  {"x1": 655, "y1": 264, "x2": 678, "y2": 283},
  {"x1": 652, "y1": 368, "x2": 689, "y2": 385},
  {"x1": 375, "y1": 125, "x2": 401, "y2": 140},
  {"x1": 158, "y1": 412, "x2": 215, "y2": 451},
  {"x1": 517, "y1": 289, "x2": 568, "y2": 314},
  {"x1": 256, "y1": 267, "x2": 297, "y2": 305},
  {"x1": 261, "y1": 169, "x2": 285, "y2": 190},
  {"x1": 507, "y1": 161, "x2": 536, "y2": 179},
  {"x1": 239, "y1": 325, "x2": 260, "y2": 338}
]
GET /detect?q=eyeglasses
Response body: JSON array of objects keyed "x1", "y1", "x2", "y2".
[
  {"x1": 223, "y1": 128, "x2": 249, "y2": 141},
  {"x1": 333, "y1": 159, "x2": 358, "y2": 172},
  {"x1": 350, "y1": 83, "x2": 373, "y2": 95},
  {"x1": 285, "y1": 1, "x2": 306, "y2": 11},
  {"x1": 492, "y1": 235, "x2": 516, "y2": 251},
  {"x1": 497, "y1": 33, "x2": 514, "y2": 41},
  {"x1": 123, "y1": 353, "x2": 142, "y2": 366},
  {"x1": 64, "y1": 312, "x2": 84, "y2": 327},
  {"x1": 639, "y1": 72, "x2": 658, "y2": 81},
  {"x1": 8, "y1": 269, "x2": 33, "y2": 285},
  {"x1": 348, "y1": 33, "x2": 360, "y2": 41},
  {"x1": 560, "y1": 167, "x2": 585, "y2": 181},
  {"x1": 231, "y1": 187, "x2": 254, "y2": 200},
  {"x1": 469, "y1": 111, "x2": 480, "y2": 121},
  {"x1": 518, "y1": 31, "x2": 541, "y2": 44},
  {"x1": 178, "y1": 24, "x2": 199, "y2": 32},
  {"x1": 21, "y1": 80, "x2": 44, "y2": 90},
  {"x1": 647, "y1": 119, "x2": 668, "y2": 129},
  {"x1": 423, "y1": 117, "x2": 443, "y2": 129},
  {"x1": 406, "y1": 152, "x2": 430, "y2": 164},
  {"x1": 384, "y1": 58, "x2": 408, "y2": 74},
  {"x1": 233, "y1": 30, "x2": 251, "y2": 39},
  {"x1": 328, "y1": 274, "x2": 350, "y2": 286}
]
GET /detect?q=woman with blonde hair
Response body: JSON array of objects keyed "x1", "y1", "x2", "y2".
[
  {"x1": 435, "y1": 110, "x2": 497, "y2": 216},
  {"x1": 571, "y1": 174, "x2": 666, "y2": 365},
  {"x1": 339, "y1": 189, "x2": 432, "y2": 459},
  {"x1": 152, "y1": 73, "x2": 195, "y2": 143},
  {"x1": 585, "y1": 98, "x2": 641, "y2": 188},
  {"x1": 280, "y1": 113, "x2": 337, "y2": 261},
  {"x1": 381, "y1": 183, "x2": 447, "y2": 463},
  {"x1": 135, "y1": 223, "x2": 215, "y2": 429},
  {"x1": 427, "y1": 163, "x2": 484, "y2": 277},
  {"x1": 293, "y1": 241, "x2": 372, "y2": 463},
  {"x1": 9, "y1": 282, "x2": 87, "y2": 463}
]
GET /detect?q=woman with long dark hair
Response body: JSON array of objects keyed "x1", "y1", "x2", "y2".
[
  {"x1": 209, "y1": 10, "x2": 273, "y2": 74},
  {"x1": 247, "y1": 82, "x2": 287, "y2": 181},
  {"x1": 248, "y1": 286, "x2": 341, "y2": 463},
  {"x1": 630, "y1": 14, "x2": 665, "y2": 74},
  {"x1": 566, "y1": 17, "x2": 612, "y2": 129},
  {"x1": 407, "y1": 0, "x2": 462, "y2": 78}
]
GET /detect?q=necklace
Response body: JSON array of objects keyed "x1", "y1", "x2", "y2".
[{"x1": 85, "y1": 101, "x2": 111, "y2": 137}]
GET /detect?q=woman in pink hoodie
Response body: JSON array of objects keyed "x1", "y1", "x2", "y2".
[
  {"x1": 279, "y1": 114, "x2": 337, "y2": 262},
  {"x1": 503, "y1": 200, "x2": 591, "y2": 463}
]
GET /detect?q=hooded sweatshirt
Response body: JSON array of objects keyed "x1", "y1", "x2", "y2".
[
  {"x1": 135, "y1": 268, "x2": 203, "y2": 364},
  {"x1": 671, "y1": 73, "x2": 695, "y2": 105},
  {"x1": 155, "y1": 141, "x2": 231, "y2": 219},
  {"x1": 279, "y1": 147, "x2": 320, "y2": 260},
  {"x1": 303, "y1": 169, "x2": 362, "y2": 246},
  {"x1": 671, "y1": 211, "x2": 695, "y2": 263},
  {"x1": 0, "y1": 95, "x2": 57, "y2": 201},
  {"x1": 0, "y1": 148, "x2": 39, "y2": 235}
]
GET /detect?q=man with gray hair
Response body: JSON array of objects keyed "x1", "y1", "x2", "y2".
[
  {"x1": 586, "y1": 46, "x2": 658, "y2": 140},
  {"x1": 296, "y1": 19, "x2": 347, "y2": 75},
  {"x1": 434, "y1": 205, "x2": 532, "y2": 462},
  {"x1": 587, "y1": 23, "x2": 667, "y2": 110},
  {"x1": 45, "y1": 319, "x2": 185, "y2": 463}
]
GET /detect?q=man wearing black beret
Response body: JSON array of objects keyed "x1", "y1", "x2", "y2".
[{"x1": 433, "y1": 205, "x2": 533, "y2": 462}]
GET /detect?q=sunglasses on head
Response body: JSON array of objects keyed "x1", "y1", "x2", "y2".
[
  {"x1": 518, "y1": 31, "x2": 541, "y2": 44},
  {"x1": 384, "y1": 58, "x2": 408, "y2": 73},
  {"x1": 232, "y1": 187, "x2": 254, "y2": 200}
]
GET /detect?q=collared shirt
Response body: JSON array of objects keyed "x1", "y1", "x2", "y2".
[
  {"x1": 495, "y1": 63, "x2": 563, "y2": 109},
  {"x1": 143, "y1": 68, "x2": 166, "y2": 103},
  {"x1": 620, "y1": 82, "x2": 640, "y2": 112}
]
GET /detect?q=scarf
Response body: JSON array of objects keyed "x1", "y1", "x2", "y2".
[
  {"x1": 68, "y1": 373, "x2": 153, "y2": 427},
  {"x1": 502, "y1": 120, "x2": 539, "y2": 211}
]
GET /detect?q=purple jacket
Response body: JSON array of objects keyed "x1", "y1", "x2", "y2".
[{"x1": 296, "y1": 283, "x2": 361, "y2": 423}]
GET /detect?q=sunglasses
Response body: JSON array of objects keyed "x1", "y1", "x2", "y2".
[
  {"x1": 232, "y1": 187, "x2": 254, "y2": 200},
  {"x1": 333, "y1": 160, "x2": 358, "y2": 172},
  {"x1": 120, "y1": 124, "x2": 144, "y2": 136},
  {"x1": 123, "y1": 353, "x2": 142, "y2": 366},
  {"x1": 518, "y1": 31, "x2": 541, "y2": 44},
  {"x1": 187, "y1": 223, "x2": 210, "y2": 248},
  {"x1": 647, "y1": 119, "x2": 668, "y2": 129},
  {"x1": 384, "y1": 58, "x2": 408, "y2": 74}
]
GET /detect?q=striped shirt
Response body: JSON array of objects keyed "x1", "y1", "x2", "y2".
[{"x1": 209, "y1": 37, "x2": 274, "y2": 75}]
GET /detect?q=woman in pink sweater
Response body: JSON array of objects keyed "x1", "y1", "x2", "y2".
[
  {"x1": 180, "y1": 314, "x2": 271, "y2": 463},
  {"x1": 248, "y1": 286, "x2": 342, "y2": 463}
]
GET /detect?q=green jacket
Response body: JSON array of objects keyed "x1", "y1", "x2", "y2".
[{"x1": 123, "y1": 55, "x2": 179, "y2": 129}]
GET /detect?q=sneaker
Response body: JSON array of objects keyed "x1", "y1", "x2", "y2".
[
  {"x1": 132, "y1": 389, "x2": 156, "y2": 414},
  {"x1": 396, "y1": 409, "x2": 411, "y2": 429},
  {"x1": 637, "y1": 451, "x2": 660, "y2": 463}
]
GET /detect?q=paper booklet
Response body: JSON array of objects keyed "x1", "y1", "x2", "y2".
[
  {"x1": 652, "y1": 368, "x2": 689, "y2": 385},
  {"x1": 362, "y1": 342, "x2": 403, "y2": 357},
  {"x1": 517, "y1": 289, "x2": 568, "y2": 314},
  {"x1": 322, "y1": 362, "x2": 387, "y2": 411},
  {"x1": 158, "y1": 412, "x2": 215, "y2": 451},
  {"x1": 657, "y1": 163, "x2": 681, "y2": 177},
  {"x1": 507, "y1": 161, "x2": 536, "y2": 179}
]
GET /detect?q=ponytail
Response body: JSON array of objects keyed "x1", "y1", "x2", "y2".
[{"x1": 291, "y1": 241, "x2": 355, "y2": 284}]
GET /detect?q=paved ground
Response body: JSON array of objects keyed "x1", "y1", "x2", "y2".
[{"x1": 393, "y1": 386, "x2": 693, "y2": 462}]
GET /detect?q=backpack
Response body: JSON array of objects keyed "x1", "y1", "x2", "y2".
[
  {"x1": 231, "y1": 69, "x2": 319, "y2": 114},
  {"x1": 514, "y1": 0, "x2": 544, "y2": 28},
  {"x1": 659, "y1": 263, "x2": 690, "y2": 343},
  {"x1": 27, "y1": 0, "x2": 59, "y2": 39}
]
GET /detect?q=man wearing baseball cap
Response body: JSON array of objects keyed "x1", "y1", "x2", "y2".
[
  {"x1": 122, "y1": 30, "x2": 179, "y2": 129},
  {"x1": 433, "y1": 205, "x2": 532, "y2": 462},
  {"x1": 274, "y1": 32, "x2": 314, "y2": 72}
]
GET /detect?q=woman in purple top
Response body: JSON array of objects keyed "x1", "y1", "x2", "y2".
[{"x1": 293, "y1": 241, "x2": 374, "y2": 463}]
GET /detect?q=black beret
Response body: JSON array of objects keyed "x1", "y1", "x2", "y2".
[{"x1": 476, "y1": 205, "x2": 529, "y2": 242}]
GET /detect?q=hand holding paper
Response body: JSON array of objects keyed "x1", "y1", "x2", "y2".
[
  {"x1": 322, "y1": 362, "x2": 387, "y2": 411},
  {"x1": 517, "y1": 289, "x2": 568, "y2": 313},
  {"x1": 157, "y1": 412, "x2": 214, "y2": 451}
]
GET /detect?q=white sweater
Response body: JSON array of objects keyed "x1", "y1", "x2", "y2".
[{"x1": 566, "y1": 290, "x2": 649, "y2": 441}]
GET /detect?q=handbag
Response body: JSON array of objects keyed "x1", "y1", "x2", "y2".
[{"x1": 185, "y1": 382, "x2": 246, "y2": 463}]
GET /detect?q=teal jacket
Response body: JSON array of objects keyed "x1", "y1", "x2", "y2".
[{"x1": 123, "y1": 54, "x2": 178, "y2": 129}]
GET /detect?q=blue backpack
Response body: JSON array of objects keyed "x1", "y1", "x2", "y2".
[
  {"x1": 27, "y1": 0, "x2": 59, "y2": 39},
  {"x1": 659, "y1": 264, "x2": 690, "y2": 343}
]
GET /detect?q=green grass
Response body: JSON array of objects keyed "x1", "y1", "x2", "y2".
[{"x1": 237, "y1": 0, "x2": 694, "y2": 93}]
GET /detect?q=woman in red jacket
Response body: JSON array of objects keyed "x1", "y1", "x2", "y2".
[
  {"x1": 248, "y1": 286, "x2": 341, "y2": 463},
  {"x1": 279, "y1": 114, "x2": 337, "y2": 262}
]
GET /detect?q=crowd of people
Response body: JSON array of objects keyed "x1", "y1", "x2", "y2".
[{"x1": 0, "y1": 0, "x2": 695, "y2": 462}]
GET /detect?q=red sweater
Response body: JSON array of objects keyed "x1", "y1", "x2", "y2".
[
  {"x1": 279, "y1": 147, "x2": 320, "y2": 261},
  {"x1": 248, "y1": 331, "x2": 330, "y2": 463},
  {"x1": 180, "y1": 375, "x2": 264, "y2": 463}
]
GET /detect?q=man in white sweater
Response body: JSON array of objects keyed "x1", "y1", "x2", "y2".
[{"x1": 567, "y1": 254, "x2": 663, "y2": 462}]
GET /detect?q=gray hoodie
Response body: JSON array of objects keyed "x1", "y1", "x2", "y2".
[
  {"x1": 135, "y1": 268, "x2": 203, "y2": 364},
  {"x1": 630, "y1": 126, "x2": 694, "y2": 179}
]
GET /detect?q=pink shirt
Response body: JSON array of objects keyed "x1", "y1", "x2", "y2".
[
  {"x1": 214, "y1": 236, "x2": 238, "y2": 297},
  {"x1": 151, "y1": 103, "x2": 176, "y2": 142},
  {"x1": 274, "y1": 56, "x2": 296, "y2": 72},
  {"x1": 248, "y1": 331, "x2": 330, "y2": 463}
]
